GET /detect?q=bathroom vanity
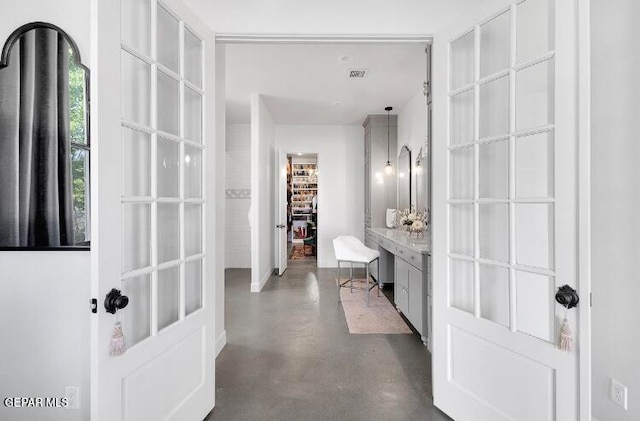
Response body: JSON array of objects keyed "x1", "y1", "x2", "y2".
[{"x1": 367, "y1": 228, "x2": 432, "y2": 349}]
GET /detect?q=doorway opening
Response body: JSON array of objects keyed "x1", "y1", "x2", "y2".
[{"x1": 287, "y1": 153, "x2": 318, "y2": 263}]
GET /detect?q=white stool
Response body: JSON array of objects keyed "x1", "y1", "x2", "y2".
[{"x1": 333, "y1": 236, "x2": 380, "y2": 306}]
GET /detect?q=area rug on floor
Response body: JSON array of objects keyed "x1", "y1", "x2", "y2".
[
  {"x1": 289, "y1": 245, "x2": 306, "y2": 260},
  {"x1": 339, "y1": 279, "x2": 412, "y2": 334}
]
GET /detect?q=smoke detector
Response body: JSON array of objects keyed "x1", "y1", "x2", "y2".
[{"x1": 349, "y1": 69, "x2": 368, "y2": 78}]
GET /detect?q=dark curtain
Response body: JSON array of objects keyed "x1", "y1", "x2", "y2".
[{"x1": 0, "y1": 28, "x2": 74, "y2": 247}]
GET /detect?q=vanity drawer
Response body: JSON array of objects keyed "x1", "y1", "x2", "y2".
[
  {"x1": 377, "y1": 236, "x2": 394, "y2": 252},
  {"x1": 395, "y1": 244, "x2": 423, "y2": 269}
]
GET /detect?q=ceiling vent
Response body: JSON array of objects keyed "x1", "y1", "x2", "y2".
[{"x1": 349, "y1": 69, "x2": 368, "y2": 78}]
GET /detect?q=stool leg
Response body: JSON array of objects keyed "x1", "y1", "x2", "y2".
[
  {"x1": 337, "y1": 260, "x2": 341, "y2": 303},
  {"x1": 350, "y1": 263, "x2": 353, "y2": 293},
  {"x1": 366, "y1": 264, "x2": 370, "y2": 307},
  {"x1": 376, "y1": 258, "x2": 380, "y2": 297}
]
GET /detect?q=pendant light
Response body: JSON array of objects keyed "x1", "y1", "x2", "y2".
[{"x1": 384, "y1": 106, "x2": 394, "y2": 175}]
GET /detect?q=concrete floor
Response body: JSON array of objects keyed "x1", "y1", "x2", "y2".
[{"x1": 206, "y1": 260, "x2": 452, "y2": 421}]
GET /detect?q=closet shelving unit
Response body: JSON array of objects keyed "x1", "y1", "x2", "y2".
[{"x1": 291, "y1": 163, "x2": 318, "y2": 218}]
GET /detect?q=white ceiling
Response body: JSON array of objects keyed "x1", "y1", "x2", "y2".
[{"x1": 224, "y1": 42, "x2": 427, "y2": 125}]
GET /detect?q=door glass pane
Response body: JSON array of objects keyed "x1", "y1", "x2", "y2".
[
  {"x1": 121, "y1": 50, "x2": 150, "y2": 127},
  {"x1": 157, "y1": 5, "x2": 180, "y2": 74},
  {"x1": 480, "y1": 10, "x2": 510, "y2": 78},
  {"x1": 450, "y1": 258, "x2": 474, "y2": 314},
  {"x1": 479, "y1": 264, "x2": 510, "y2": 327},
  {"x1": 185, "y1": 87, "x2": 202, "y2": 143},
  {"x1": 122, "y1": 127, "x2": 150, "y2": 197},
  {"x1": 121, "y1": 0, "x2": 150, "y2": 55},
  {"x1": 516, "y1": 204, "x2": 554, "y2": 269},
  {"x1": 122, "y1": 203, "x2": 151, "y2": 273},
  {"x1": 450, "y1": 204, "x2": 474, "y2": 257},
  {"x1": 451, "y1": 31, "x2": 475, "y2": 90},
  {"x1": 479, "y1": 204, "x2": 509, "y2": 263},
  {"x1": 450, "y1": 89, "x2": 474, "y2": 146},
  {"x1": 158, "y1": 203, "x2": 180, "y2": 263},
  {"x1": 516, "y1": 131, "x2": 554, "y2": 198},
  {"x1": 121, "y1": 274, "x2": 151, "y2": 348},
  {"x1": 450, "y1": 146, "x2": 474, "y2": 200},
  {"x1": 517, "y1": 0, "x2": 553, "y2": 64},
  {"x1": 185, "y1": 204, "x2": 202, "y2": 257},
  {"x1": 184, "y1": 28, "x2": 202, "y2": 88},
  {"x1": 516, "y1": 270, "x2": 553, "y2": 341},
  {"x1": 158, "y1": 265, "x2": 180, "y2": 330},
  {"x1": 185, "y1": 259, "x2": 203, "y2": 315},
  {"x1": 157, "y1": 138, "x2": 180, "y2": 198},
  {"x1": 479, "y1": 76, "x2": 509, "y2": 139},
  {"x1": 157, "y1": 71, "x2": 180, "y2": 136},
  {"x1": 479, "y1": 140, "x2": 508, "y2": 199},
  {"x1": 516, "y1": 59, "x2": 554, "y2": 131},
  {"x1": 184, "y1": 146, "x2": 202, "y2": 199}
]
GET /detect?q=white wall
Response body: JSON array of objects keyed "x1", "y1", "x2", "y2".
[
  {"x1": 183, "y1": 0, "x2": 475, "y2": 35},
  {"x1": 591, "y1": 0, "x2": 640, "y2": 420},
  {"x1": 398, "y1": 90, "x2": 428, "y2": 156},
  {"x1": 0, "y1": 2, "x2": 91, "y2": 420},
  {"x1": 225, "y1": 124, "x2": 251, "y2": 269},
  {"x1": 275, "y1": 125, "x2": 364, "y2": 267},
  {"x1": 0, "y1": 252, "x2": 90, "y2": 421},
  {"x1": 398, "y1": 90, "x2": 428, "y2": 208},
  {"x1": 214, "y1": 43, "x2": 227, "y2": 355},
  {"x1": 250, "y1": 94, "x2": 276, "y2": 291}
]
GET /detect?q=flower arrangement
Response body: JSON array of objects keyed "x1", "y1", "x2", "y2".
[{"x1": 397, "y1": 207, "x2": 429, "y2": 237}]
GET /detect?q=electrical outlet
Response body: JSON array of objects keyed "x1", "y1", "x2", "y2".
[
  {"x1": 610, "y1": 379, "x2": 628, "y2": 410},
  {"x1": 65, "y1": 386, "x2": 80, "y2": 410}
]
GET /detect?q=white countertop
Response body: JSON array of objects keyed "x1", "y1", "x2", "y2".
[{"x1": 370, "y1": 227, "x2": 431, "y2": 254}]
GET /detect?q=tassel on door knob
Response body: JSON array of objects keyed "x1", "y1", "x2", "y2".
[
  {"x1": 104, "y1": 288, "x2": 129, "y2": 314},
  {"x1": 555, "y1": 285, "x2": 579, "y2": 309}
]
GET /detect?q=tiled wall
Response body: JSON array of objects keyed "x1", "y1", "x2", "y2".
[{"x1": 225, "y1": 124, "x2": 251, "y2": 268}]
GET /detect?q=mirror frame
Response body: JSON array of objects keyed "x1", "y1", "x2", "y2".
[
  {"x1": 0, "y1": 22, "x2": 91, "y2": 251},
  {"x1": 415, "y1": 141, "x2": 430, "y2": 216},
  {"x1": 397, "y1": 144, "x2": 412, "y2": 211}
]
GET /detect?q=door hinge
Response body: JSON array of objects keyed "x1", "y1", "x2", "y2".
[
  {"x1": 91, "y1": 298, "x2": 97, "y2": 314},
  {"x1": 590, "y1": 292, "x2": 593, "y2": 307}
]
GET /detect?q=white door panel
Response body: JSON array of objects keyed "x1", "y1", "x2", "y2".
[
  {"x1": 432, "y1": 0, "x2": 581, "y2": 419},
  {"x1": 91, "y1": 0, "x2": 216, "y2": 419},
  {"x1": 277, "y1": 151, "x2": 288, "y2": 275}
]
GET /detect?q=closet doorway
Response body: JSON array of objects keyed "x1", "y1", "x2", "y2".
[{"x1": 287, "y1": 153, "x2": 318, "y2": 264}]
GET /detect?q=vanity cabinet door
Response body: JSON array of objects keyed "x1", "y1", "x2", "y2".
[
  {"x1": 394, "y1": 257, "x2": 409, "y2": 314},
  {"x1": 407, "y1": 264, "x2": 424, "y2": 335}
]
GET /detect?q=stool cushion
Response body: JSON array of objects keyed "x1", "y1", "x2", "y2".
[{"x1": 333, "y1": 235, "x2": 379, "y2": 264}]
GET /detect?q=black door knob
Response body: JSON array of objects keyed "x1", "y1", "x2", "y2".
[
  {"x1": 555, "y1": 285, "x2": 579, "y2": 309},
  {"x1": 104, "y1": 288, "x2": 129, "y2": 314}
]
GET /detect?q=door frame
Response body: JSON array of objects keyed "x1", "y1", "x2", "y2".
[
  {"x1": 214, "y1": 22, "x2": 592, "y2": 417},
  {"x1": 280, "y1": 151, "x2": 320, "y2": 267},
  {"x1": 577, "y1": 0, "x2": 592, "y2": 418}
]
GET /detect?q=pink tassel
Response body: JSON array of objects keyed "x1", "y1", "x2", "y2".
[
  {"x1": 109, "y1": 322, "x2": 126, "y2": 356},
  {"x1": 559, "y1": 318, "x2": 573, "y2": 352}
]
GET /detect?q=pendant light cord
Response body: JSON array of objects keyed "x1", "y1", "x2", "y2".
[{"x1": 385, "y1": 106, "x2": 392, "y2": 164}]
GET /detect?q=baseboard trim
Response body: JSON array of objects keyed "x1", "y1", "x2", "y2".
[
  {"x1": 251, "y1": 269, "x2": 271, "y2": 292},
  {"x1": 215, "y1": 330, "x2": 227, "y2": 358}
]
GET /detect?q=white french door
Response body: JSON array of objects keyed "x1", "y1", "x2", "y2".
[
  {"x1": 91, "y1": 0, "x2": 216, "y2": 419},
  {"x1": 432, "y1": 0, "x2": 584, "y2": 420}
]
